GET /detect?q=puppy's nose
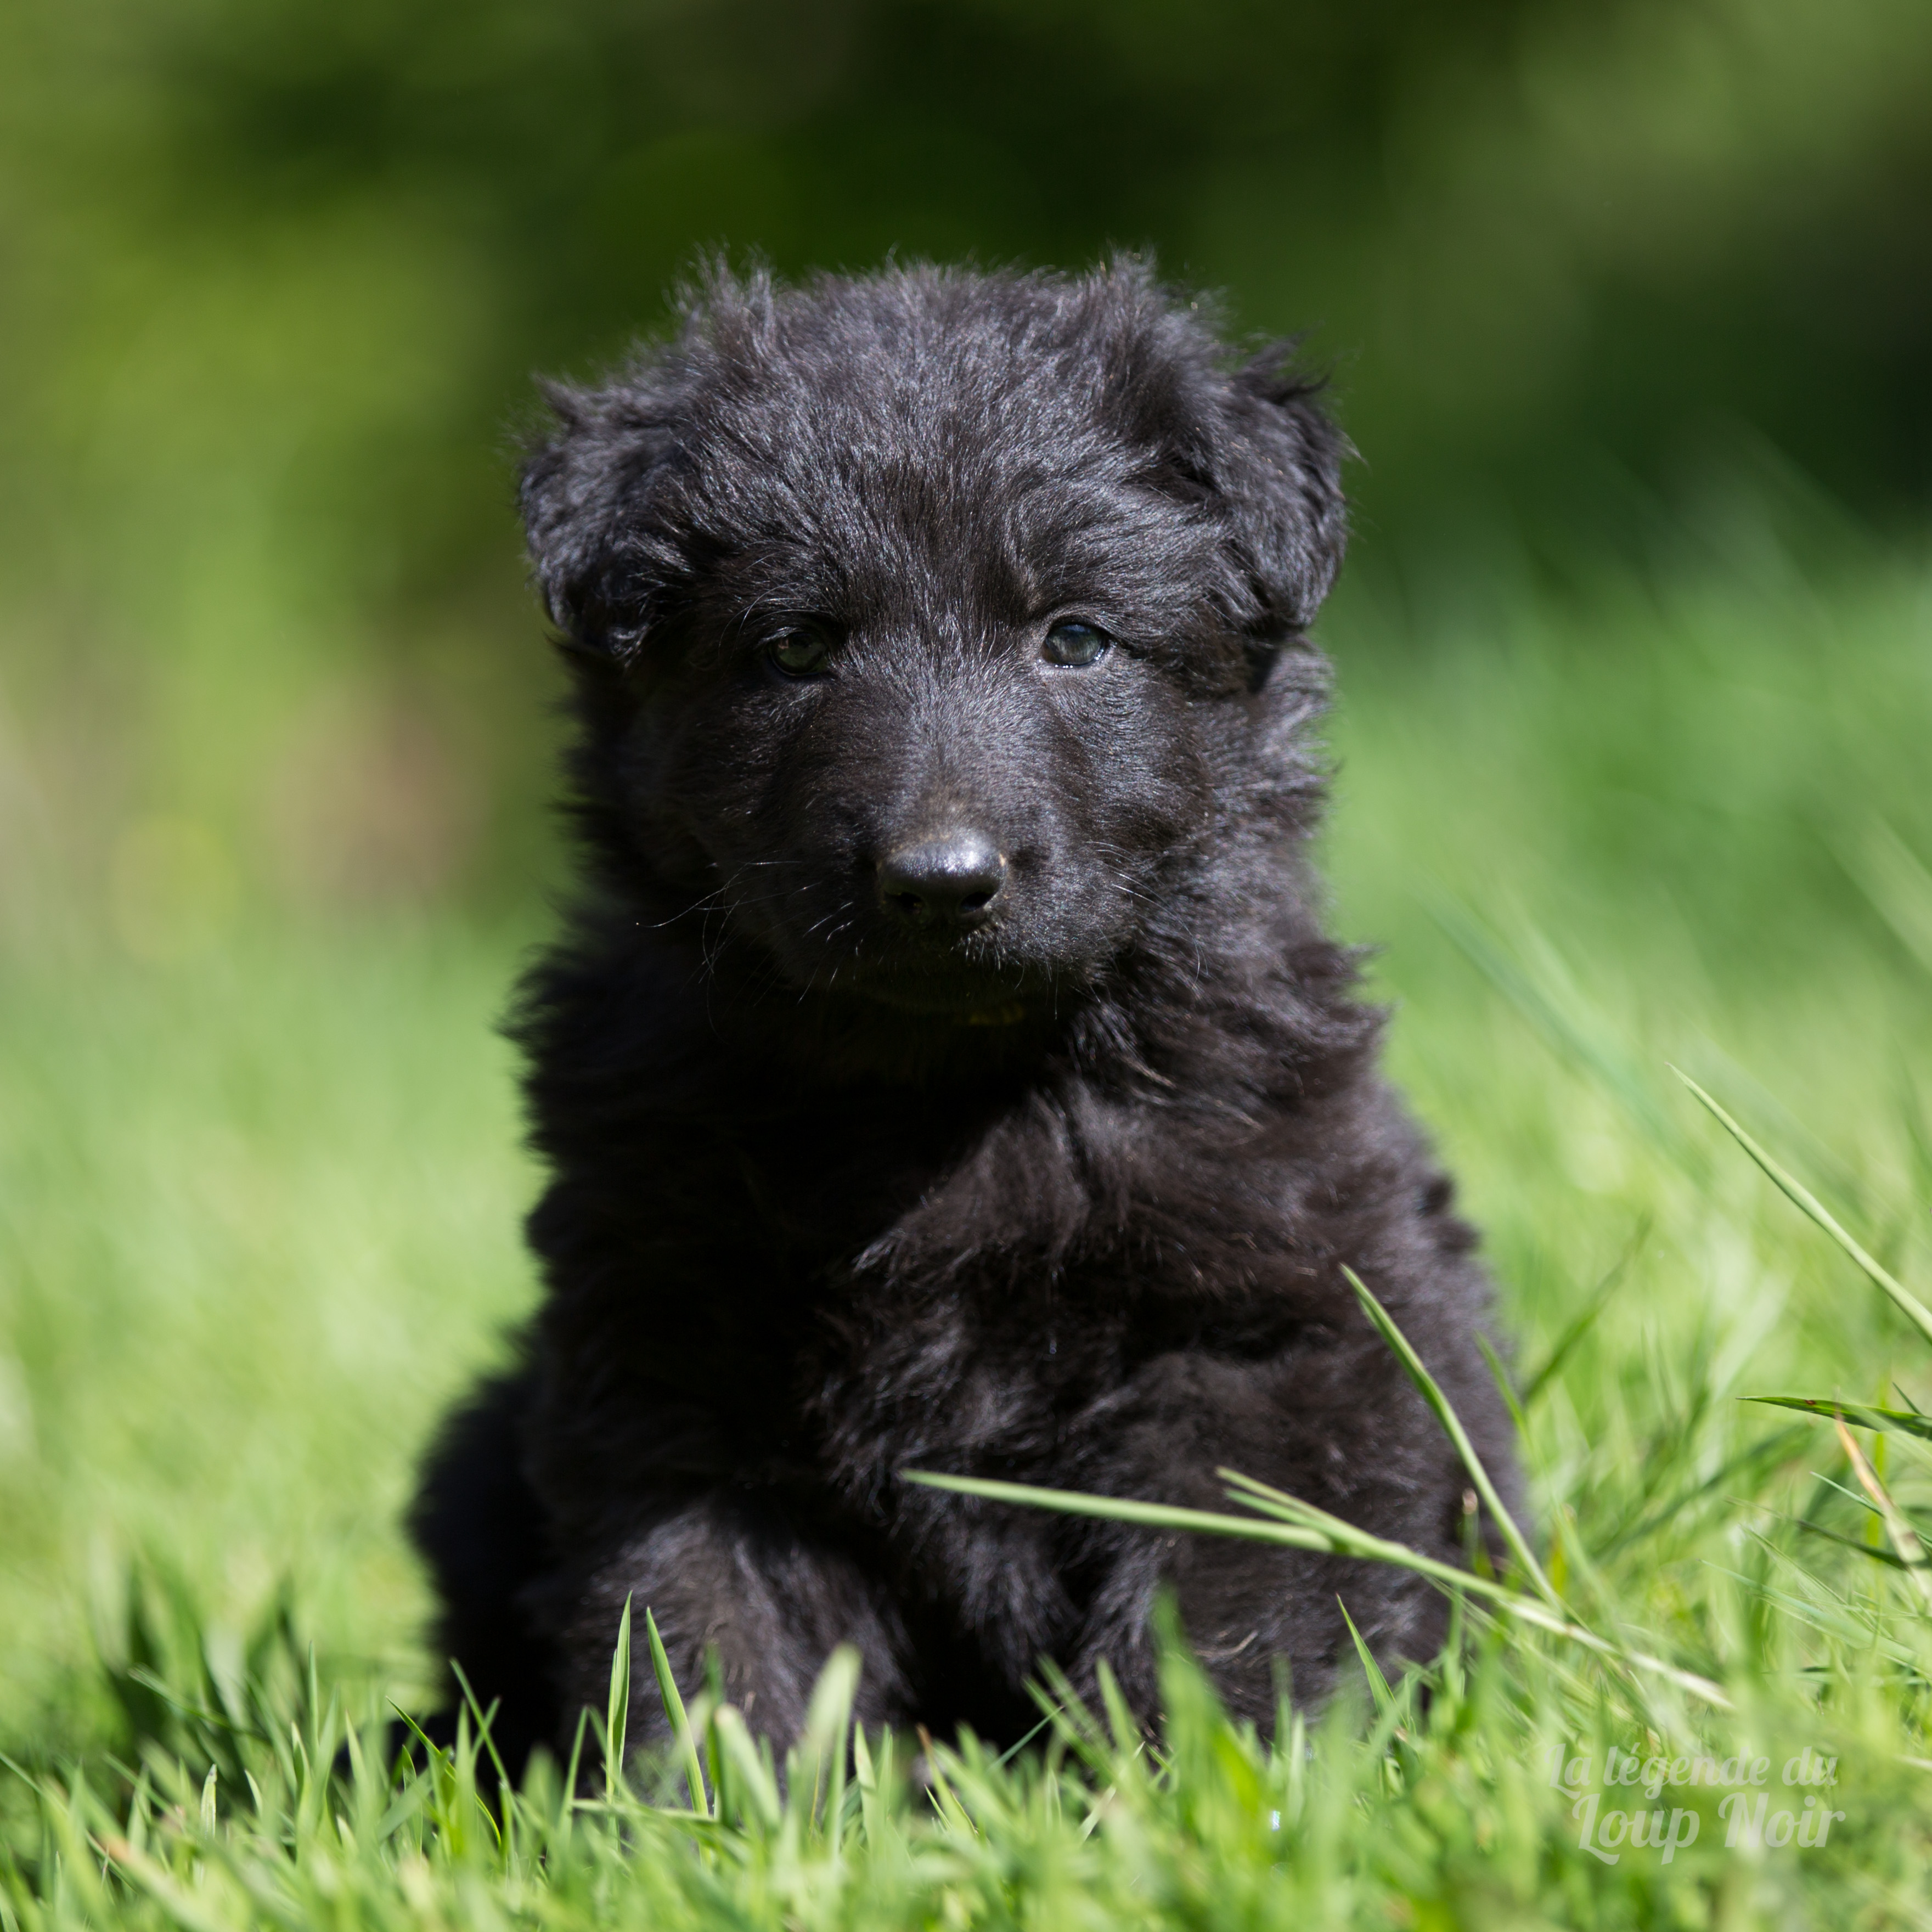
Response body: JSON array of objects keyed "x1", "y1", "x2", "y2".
[{"x1": 877, "y1": 832, "x2": 1007, "y2": 928}]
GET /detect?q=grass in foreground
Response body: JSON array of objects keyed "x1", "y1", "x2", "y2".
[{"x1": 4, "y1": 523, "x2": 1932, "y2": 1924}]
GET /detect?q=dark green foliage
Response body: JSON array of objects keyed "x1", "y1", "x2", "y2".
[{"x1": 5, "y1": 0, "x2": 1931, "y2": 932}]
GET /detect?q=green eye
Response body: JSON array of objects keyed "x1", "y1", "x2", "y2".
[
  {"x1": 1043, "y1": 621, "x2": 1111, "y2": 667},
  {"x1": 767, "y1": 628, "x2": 831, "y2": 677}
]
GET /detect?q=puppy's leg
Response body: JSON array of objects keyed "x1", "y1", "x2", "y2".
[
  {"x1": 556, "y1": 1492, "x2": 917, "y2": 1765},
  {"x1": 409, "y1": 1370, "x2": 563, "y2": 1779},
  {"x1": 1064, "y1": 1514, "x2": 1443, "y2": 1736},
  {"x1": 1054, "y1": 1345, "x2": 1470, "y2": 1735}
]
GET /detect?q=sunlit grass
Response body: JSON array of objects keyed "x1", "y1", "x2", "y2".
[
  {"x1": 3, "y1": 533, "x2": 1932, "y2": 1923},
  {"x1": 0, "y1": 920, "x2": 543, "y2": 1738}
]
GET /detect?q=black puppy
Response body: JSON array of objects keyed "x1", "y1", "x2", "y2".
[{"x1": 412, "y1": 261, "x2": 1517, "y2": 1774}]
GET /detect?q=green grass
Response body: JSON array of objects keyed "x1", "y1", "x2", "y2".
[
  {"x1": 4, "y1": 527, "x2": 1932, "y2": 1925},
  {"x1": 0, "y1": 921, "x2": 542, "y2": 1737}
]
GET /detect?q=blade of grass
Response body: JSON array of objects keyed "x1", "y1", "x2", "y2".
[
  {"x1": 1336, "y1": 1599, "x2": 1394, "y2": 1720},
  {"x1": 905, "y1": 1473, "x2": 1355, "y2": 1552},
  {"x1": 1340, "y1": 1266, "x2": 1559, "y2": 1609},
  {"x1": 1744, "y1": 1396, "x2": 1932, "y2": 1442},
  {"x1": 1761, "y1": 1508, "x2": 1927, "y2": 1571},
  {"x1": 903, "y1": 1471, "x2": 1729, "y2": 1706},
  {"x1": 1725, "y1": 1541, "x2": 1927, "y2": 1667},
  {"x1": 1474, "y1": 1333, "x2": 1527, "y2": 1439},
  {"x1": 448, "y1": 1660, "x2": 512, "y2": 1803},
  {"x1": 710, "y1": 1707, "x2": 781, "y2": 1830},
  {"x1": 1427, "y1": 897, "x2": 1687, "y2": 1161},
  {"x1": 992, "y1": 1708, "x2": 1057, "y2": 1768},
  {"x1": 1672, "y1": 1069, "x2": 1932, "y2": 1348},
  {"x1": 1835, "y1": 1417, "x2": 1932, "y2": 1615},
  {"x1": 1717, "y1": 1561, "x2": 1916, "y2": 1663},
  {"x1": 644, "y1": 1609, "x2": 709, "y2": 1817},
  {"x1": 556, "y1": 1706, "x2": 589, "y2": 1851},
  {"x1": 796, "y1": 1643, "x2": 859, "y2": 1844},
  {"x1": 1807, "y1": 1468, "x2": 1899, "y2": 1520},
  {"x1": 605, "y1": 1595, "x2": 632, "y2": 1803},
  {"x1": 1595, "y1": 1423, "x2": 1815, "y2": 1559},
  {"x1": 1519, "y1": 1220, "x2": 1648, "y2": 1409},
  {"x1": 916, "y1": 1726, "x2": 975, "y2": 1834},
  {"x1": 852, "y1": 1720, "x2": 883, "y2": 1845}
]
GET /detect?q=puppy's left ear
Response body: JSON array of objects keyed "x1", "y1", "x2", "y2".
[{"x1": 1216, "y1": 348, "x2": 1348, "y2": 637}]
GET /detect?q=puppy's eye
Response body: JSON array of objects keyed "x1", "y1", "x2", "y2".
[
  {"x1": 767, "y1": 628, "x2": 832, "y2": 678},
  {"x1": 1042, "y1": 621, "x2": 1111, "y2": 668}
]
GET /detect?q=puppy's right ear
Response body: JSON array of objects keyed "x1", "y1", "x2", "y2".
[{"x1": 519, "y1": 374, "x2": 688, "y2": 663}]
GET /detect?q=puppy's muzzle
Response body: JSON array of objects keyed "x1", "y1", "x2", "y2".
[{"x1": 877, "y1": 832, "x2": 1006, "y2": 930}]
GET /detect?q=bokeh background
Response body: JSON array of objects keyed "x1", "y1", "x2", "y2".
[{"x1": 3, "y1": 0, "x2": 1931, "y2": 1741}]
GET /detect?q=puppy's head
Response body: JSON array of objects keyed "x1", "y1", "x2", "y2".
[{"x1": 524, "y1": 263, "x2": 1345, "y2": 1024}]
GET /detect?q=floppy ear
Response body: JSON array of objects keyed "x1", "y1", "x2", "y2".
[
  {"x1": 1216, "y1": 347, "x2": 1349, "y2": 638},
  {"x1": 519, "y1": 372, "x2": 690, "y2": 662}
]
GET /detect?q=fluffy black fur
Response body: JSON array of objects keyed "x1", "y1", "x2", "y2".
[{"x1": 410, "y1": 261, "x2": 1517, "y2": 1772}]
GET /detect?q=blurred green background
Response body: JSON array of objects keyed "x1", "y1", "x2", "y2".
[
  {"x1": 5, "y1": 0, "x2": 1931, "y2": 935},
  {"x1": 3, "y1": 0, "x2": 1931, "y2": 1741}
]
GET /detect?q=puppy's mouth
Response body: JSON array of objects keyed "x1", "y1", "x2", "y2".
[
  {"x1": 832, "y1": 969, "x2": 1040, "y2": 1022},
  {"x1": 718, "y1": 849, "x2": 1118, "y2": 1024},
  {"x1": 802, "y1": 936, "x2": 1066, "y2": 1023}
]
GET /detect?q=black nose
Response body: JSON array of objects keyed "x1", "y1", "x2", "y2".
[{"x1": 877, "y1": 832, "x2": 1007, "y2": 927}]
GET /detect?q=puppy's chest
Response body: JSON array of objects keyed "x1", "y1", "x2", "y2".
[
  {"x1": 803, "y1": 1264, "x2": 1105, "y2": 1476},
  {"x1": 801, "y1": 1234, "x2": 1313, "y2": 1489},
  {"x1": 667, "y1": 1091, "x2": 1316, "y2": 1466}
]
